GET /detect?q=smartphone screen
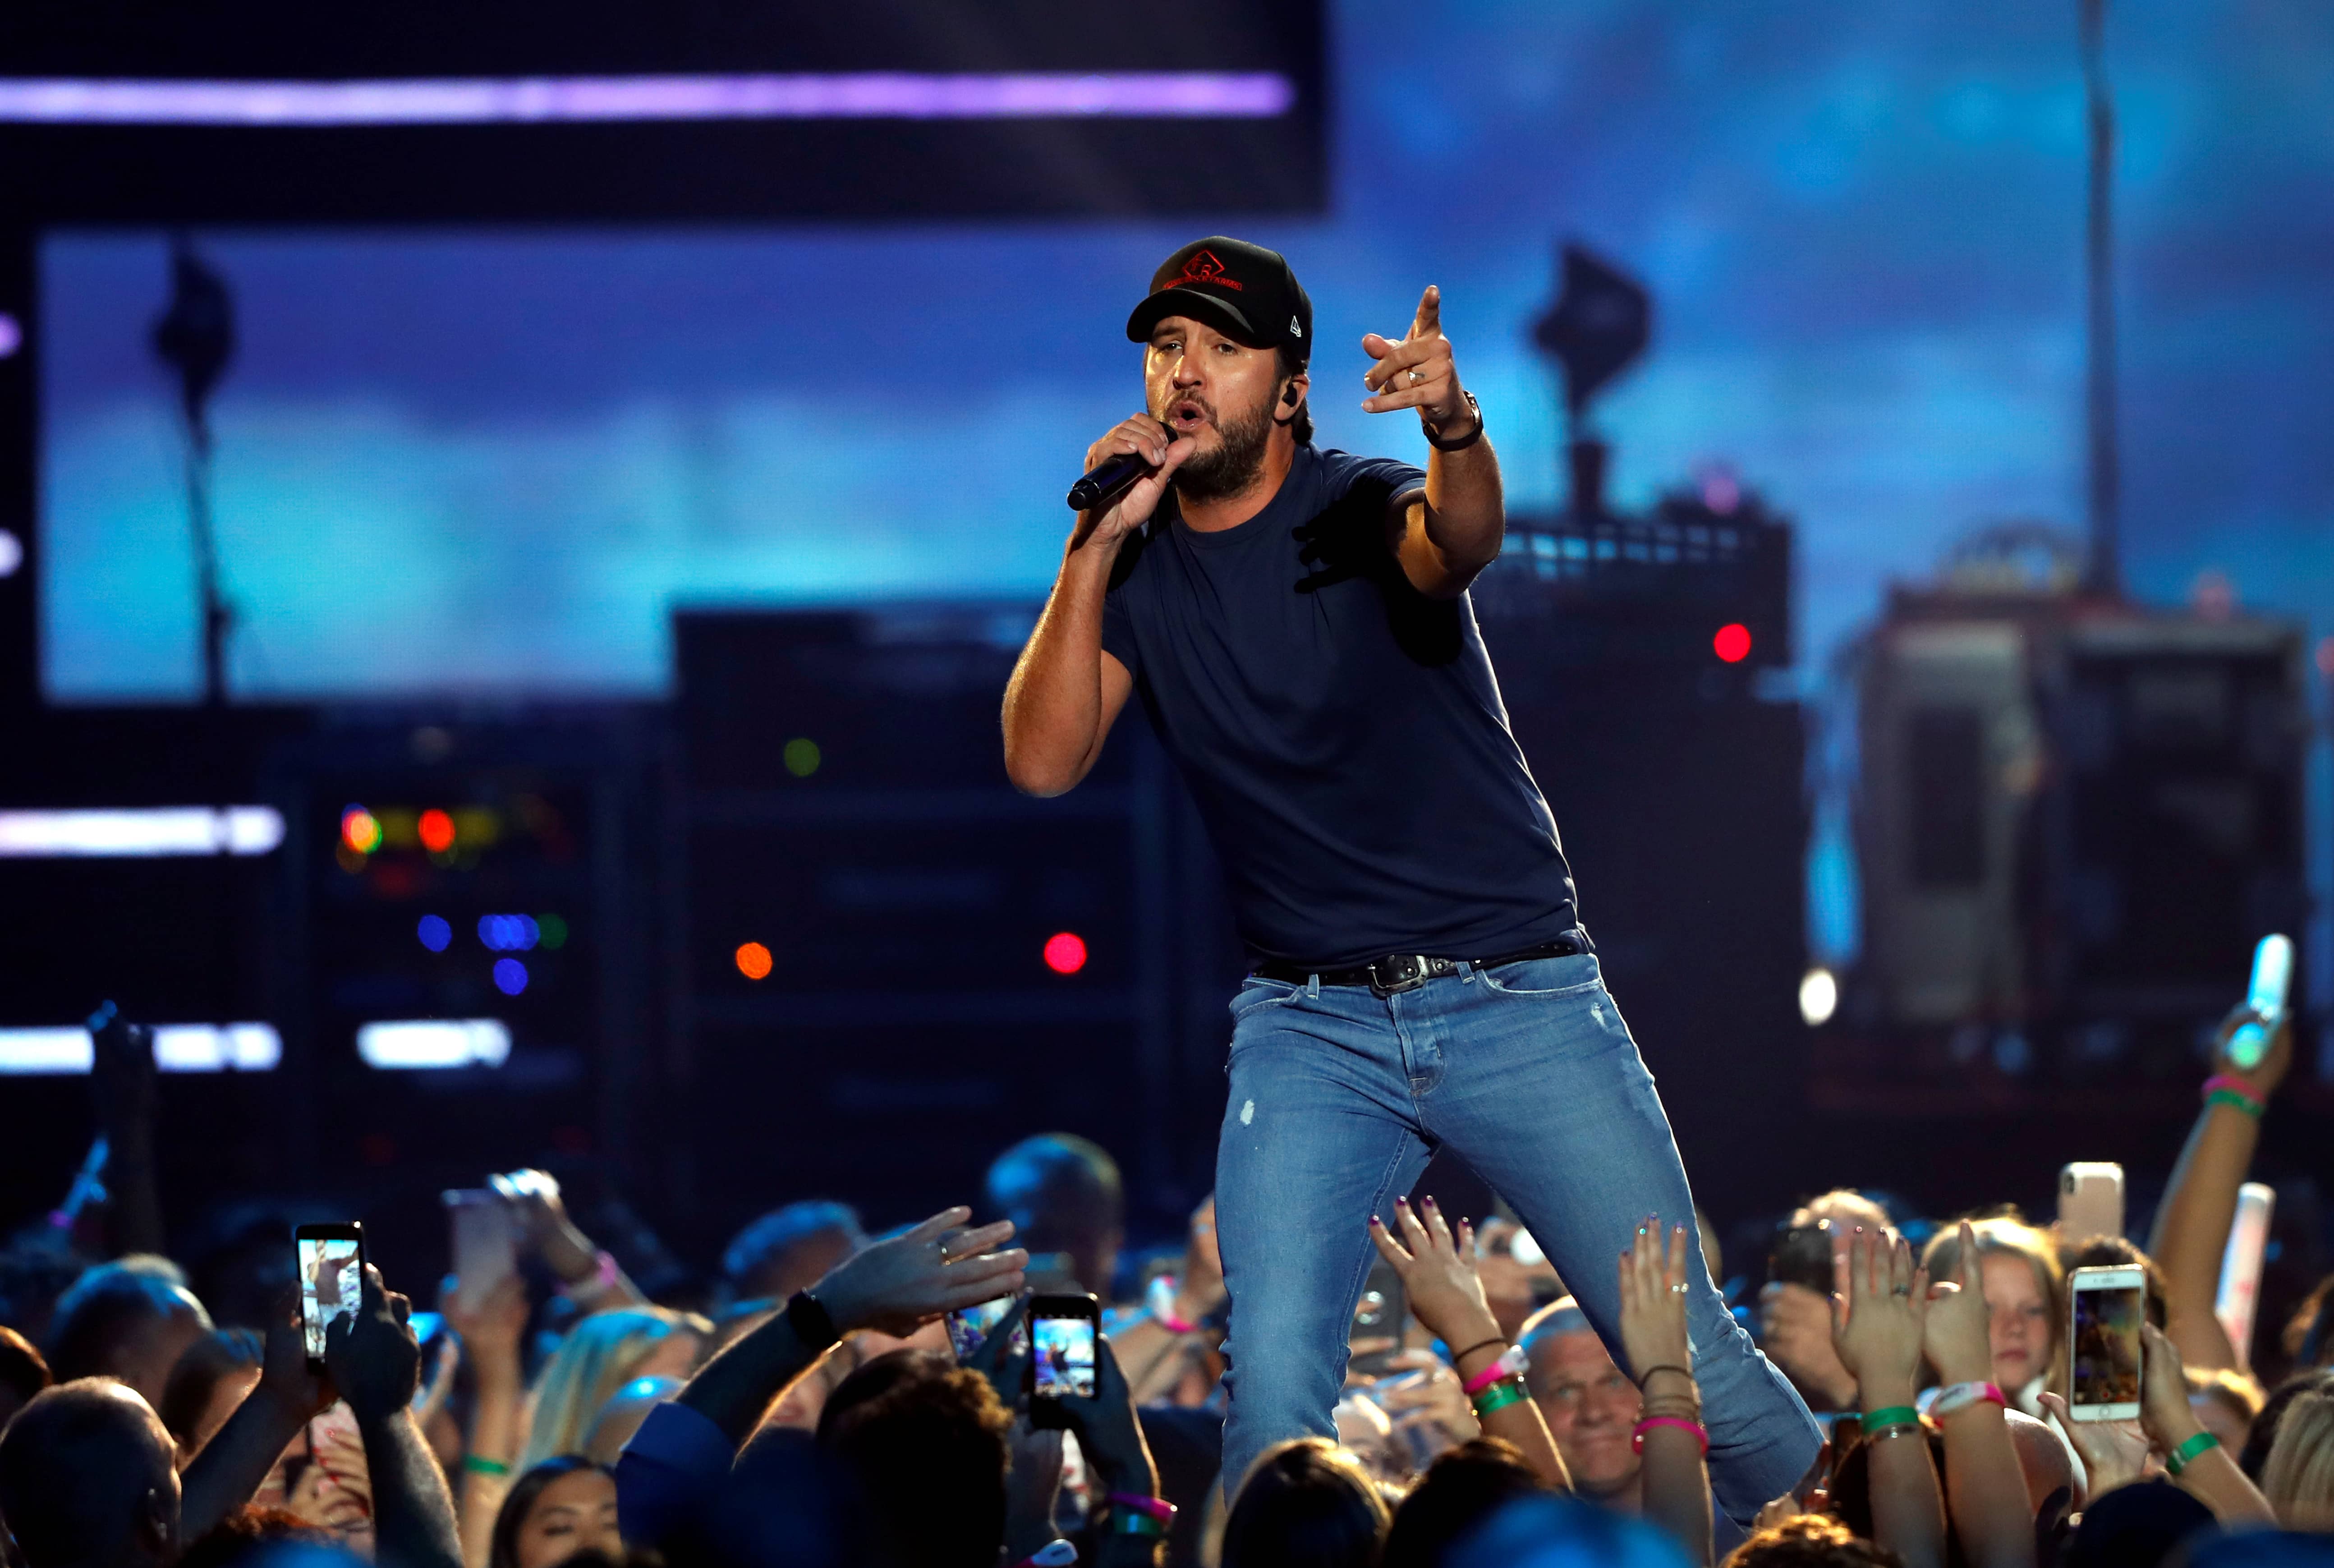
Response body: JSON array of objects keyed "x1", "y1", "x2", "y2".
[
  {"x1": 1033, "y1": 1311, "x2": 1097, "y2": 1398},
  {"x1": 946, "y1": 1295, "x2": 1028, "y2": 1362},
  {"x1": 2068, "y1": 1266, "x2": 2143, "y2": 1421},
  {"x1": 298, "y1": 1227, "x2": 365, "y2": 1362}
]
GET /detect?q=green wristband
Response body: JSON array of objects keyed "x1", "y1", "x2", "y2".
[
  {"x1": 463, "y1": 1454, "x2": 512, "y2": 1477},
  {"x1": 1861, "y1": 1405, "x2": 1919, "y2": 1432},
  {"x1": 2205, "y1": 1090, "x2": 2264, "y2": 1120},
  {"x1": 2167, "y1": 1430, "x2": 2220, "y2": 1476},
  {"x1": 1472, "y1": 1379, "x2": 1530, "y2": 1417},
  {"x1": 1112, "y1": 1511, "x2": 1168, "y2": 1539}
]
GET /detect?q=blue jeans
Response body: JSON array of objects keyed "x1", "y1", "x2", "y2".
[{"x1": 1213, "y1": 951, "x2": 1818, "y2": 1523}]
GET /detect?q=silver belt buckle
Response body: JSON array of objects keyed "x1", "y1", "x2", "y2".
[{"x1": 1369, "y1": 954, "x2": 1429, "y2": 997}]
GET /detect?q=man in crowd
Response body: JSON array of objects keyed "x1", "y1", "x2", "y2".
[
  {"x1": 1519, "y1": 1298, "x2": 1642, "y2": 1512},
  {"x1": 720, "y1": 1201, "x2": 868, "y2": 1306},
  {"x1": 984, "y1": 1133, "x2": 1123, "y2": 1297}
]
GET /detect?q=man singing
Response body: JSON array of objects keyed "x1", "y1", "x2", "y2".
[{"x1": 1002, "y1": 237, "x2": 1816, "y2": 1516}]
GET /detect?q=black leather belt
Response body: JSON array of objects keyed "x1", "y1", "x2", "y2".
[{"x1": 1252, "y1": 933, "x2": 1589, "y2": 998}]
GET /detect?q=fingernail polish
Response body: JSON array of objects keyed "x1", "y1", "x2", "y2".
[{"x1": 1422, "y1": 1196, "x2": 1438, "y2": 1210}]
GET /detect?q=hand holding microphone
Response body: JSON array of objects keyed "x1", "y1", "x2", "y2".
[{"x1": 1068, "y1": 413, "x2": 1194, "y2": 551}]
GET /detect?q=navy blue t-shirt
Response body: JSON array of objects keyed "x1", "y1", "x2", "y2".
[{"x1": 1100, "y1": 443, "x2": 1580, "y2": 966}]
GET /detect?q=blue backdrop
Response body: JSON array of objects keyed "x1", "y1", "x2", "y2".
[{"x1": 37, "y1": 0, "x2": 2334, "y2": 974}]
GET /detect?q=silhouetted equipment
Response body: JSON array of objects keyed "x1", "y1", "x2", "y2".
[
  {"x1": 1532, "y1": 244, "x2": 1652, "y2": 519},
  {"x1": 2078, "y1": 0, "x2": 2122, "y2": 598},
  {"x1": 1852, "y1": 528, "x2": 2306, "y2": 1073},
  {"x1": 670, "y1": 607, "x2": 1239, "y2": 1249},
  {"x1": 150, "y1": 238, "x2": 236, "y2": 706},
  {"x1": 1532, "y1": 245, "x2": 1652, "y2": 422}
]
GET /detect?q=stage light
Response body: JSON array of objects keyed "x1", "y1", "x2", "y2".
[
  {"x1": 357, "y1": 1019, "x2": 511, "y2": 1070},
  {"x1": 1799, "y1": 966, "x2": 1838, "y2": 1027},
  {"x1": 477, "y1": 914, "x2": 540, "y2": 952},
  {"x1": 735, "y1": 942, "x2": 773, "y2": 980},
  {"x1": 537, "y1": 913, "x2": 569, "y2": 949},
  {"x1": 417, "y1": 914, "x2": 452, "y2": 952},
  {"x1": 0, "y1": 314, "x2": 18, "y2": 359},
  {"x1": 492, "y1": 958, "x2": 528, "y2": 996},
  {"x1": 0, "y1": 529, "x2": 20, "y2": 578},
  {"x1": 0, "y1": 806, "x2": 285, "y2": 857},
  {"x1": 783, "y1": 738, "x2": 822, "y2": 778},
  {"x1": 341, "y1": 805, "x2": 382, "y2": 855},
  {"x1": 418, "y1": 809, "x2": 455, "y2": 853},
  {"x1": 1043, "y1": 931, "x2": 1088, "y2": 975},
  {"x1": 0, "y1": 73, "x2": 1298, "y2": 128},
  {"x1": 1713, "y1": 623, "x2": 1753, "y2": 663},
  {"x1": 0, "y1": 1022, "x2": 281, "y2": 1074}
]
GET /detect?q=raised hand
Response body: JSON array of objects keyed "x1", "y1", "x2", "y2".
[
  {"x1": 1056, "y1": 1334, "x2": 1160, "y2": 1496},
  {"x1": 1831, "y1": 1228, "x2": 1928, "y2": 1409},
  {"x1": 1368, "y1": 1196, "x2": 1501, "y2": 1352},
  {"x1": 1616, "y1": 1217, "x2": 1693, "y2": 1380},
  {"x1": 1361, "y1": 285, "x2": 1474, "y2": 438},
  {"x1": 1075, "y1": 414, "x2": 1196, "y2": 551},
  {"x1": 253, "y1": 1283, "x2": 336, "y2": 1423},
  {"x1": 1922, "y1": 1221, "x2": 1995, "y2": 1387},
  {"x1": 2135, "y1": 1321, "x2": 2205, "y2": 1455},
  {"x1": 814, "y1": 1206, "x2": 1028, "y2": 1337},
  {"x1": 324, "y1": 1267, "x2": 423, "y2": 1425},
  {"x1": 2038, "y1": 1391, "x2": 2148, "y2": 1495},
  {"x1": 2211, "y1": 1000, "x2": 2292, "y2": 1101}
]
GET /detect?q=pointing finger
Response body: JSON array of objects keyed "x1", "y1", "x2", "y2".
[{"x1": 1410, "y1": 285, "x2": 1442, "y2": 340}]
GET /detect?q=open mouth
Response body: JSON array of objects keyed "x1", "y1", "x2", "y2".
[{"x1": 1168, "y1": 400, "x2": 1209, "y2": 432}]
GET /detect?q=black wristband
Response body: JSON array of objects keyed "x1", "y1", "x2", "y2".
[
  {"x1": 1425, "y1": 390, "x2": 1484, "y2": 452},
  {"x1": 786, "y1": 1290, "x2": 840, "y2": 1352}
]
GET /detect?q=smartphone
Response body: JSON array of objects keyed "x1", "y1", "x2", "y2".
[
  {"x1": 946, "y1": 1294, "x2": 1028, "y2": 1363},
  {"x1": 2215, "y1": 1182, "x2": 2276, "y2": 1370},
  {"x1": 296, "y1": 1222, "x2": 367, "y2": 1369},
  {"x1": 442, "y1": 1189, "x2": 518, "y2": 1312},
  {"x1": 2057, "y1": 1163, "x2": 2126, "y2": 1242},
  {"x1": 1026, "y1": 1292, "x2": 1100, "y2": 1430},
  {"x1": 2067, "y1": 1265, "x2": 2144, "y2": 1421},
  {"x1": 1348, "y1": 1260, "x2": 1408, "y2": 1379},
  {"x1": 2227, "y1": 934, "x2": 2293, "y2": 1070},
  {"x1": 1766, "y1": 1219, "x2": 1838, "y2": 1297}
]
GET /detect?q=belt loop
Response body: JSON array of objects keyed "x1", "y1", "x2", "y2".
[{"x1": 1306, "y1": 972, "x2": 1321, "y2": 999}]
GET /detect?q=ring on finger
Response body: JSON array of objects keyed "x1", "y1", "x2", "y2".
[
  {"x1": 1407, "y1": 368, "x2": 1425, "y2": 383},
  {"x1": 1669, "y1": 1282, "x2": 1688, "y2": 1294}
]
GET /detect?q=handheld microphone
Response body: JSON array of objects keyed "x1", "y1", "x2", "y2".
[{"x1": 1067, "y1": 450, "x2": 1153, "y2": 513}]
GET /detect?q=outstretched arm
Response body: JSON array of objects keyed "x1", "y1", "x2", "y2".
[
  {"x1": 330, "y1": 1269, "x2": 462, "y2": 1568},
  {"x1": 2148, "y1": 1007, "x2": 2288, "y2": 1369},
  {"x1": 1924, "y1": 1223, "x2": 2035, "y2": 1568},
  {"x1": 1363, "y1": 285, "x2": 1502, "y2": 598},
  {"x1": 1614, "y1": 1219, "x2": 1712, "y2": 1567},
  {"x1": 181, "y1": 1288, "x2": 333, "y2": 1542}
]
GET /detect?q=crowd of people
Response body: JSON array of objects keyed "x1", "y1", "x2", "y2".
[{"x1": 0, "y1": 1003, "x2": 2329, "y2": 1568}]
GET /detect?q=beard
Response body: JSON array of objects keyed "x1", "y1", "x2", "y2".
[{"x1": 1166, "y1": 393, "x2": 1276, "y2": 504}]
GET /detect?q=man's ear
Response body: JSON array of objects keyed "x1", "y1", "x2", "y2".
[
  {"x1": 1275, "y1": 371, "x2": 1311, "y2": 425},
  {"x1": 137, "y1": 1484, "x2": 176, "y2": 1559}
]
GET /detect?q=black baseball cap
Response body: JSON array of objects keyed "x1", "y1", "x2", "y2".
[{"x1": 1126, "y1": 237, "x2": 1312, "y2": 364}]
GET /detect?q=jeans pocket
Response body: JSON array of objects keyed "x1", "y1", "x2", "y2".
[
  {"x1": 1227, "y1": 977, "x2": 1302, "y2": 1021},
  {"x1": 1476, "y1": 953, "x2": 1602, "y2": 998}
]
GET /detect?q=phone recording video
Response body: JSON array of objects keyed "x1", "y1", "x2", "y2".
[
  {"x1": 2068, "y1": 1265, "x2": 2144, "y2": 1421},
  {"x1": 1027, "y1": 1292, "x2": 1099, "y2": 1427},
  {"x1": 296, "y1": 1222, "x2": 366, "y2": 1366},
  {"x1": 946, "y1": 1294, "x2": 1028, "y2": 1363},
  {"x1": 1347, "y1": 1260, "x2": 1408, "y2": 1380}
]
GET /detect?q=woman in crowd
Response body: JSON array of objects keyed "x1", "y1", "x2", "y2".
[
  {"x1": 2257, "y1": 1387, "x2": 2334, "y2": 1532},
  {"x1": 1918, "y1": 1217, "x2": 2062, "y2": 1416},
  {"x1": 514, "y1": 1306, "x2": 708, "y2": 1473},
  {"x1": 487, "y1": 1457, "x2": 620, "y2": 1568}
]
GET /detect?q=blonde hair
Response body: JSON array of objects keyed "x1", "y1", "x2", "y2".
[
  {"x1": 2260, "y1": 1388, "x2": 2334, "y2": 1532},
  {"x1": 2184, "y1": 1364, "x2": 2265, "y2": 1422},
  {"x1": 519, "y1": 1306, "x2": 709, "y2": 1471},
  {"x1": 1920, "y1": 1214, "x2": 2066, "y2": 1393}
]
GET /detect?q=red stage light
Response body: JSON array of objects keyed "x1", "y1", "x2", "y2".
[
  {"x1": 735, "y1": 942, "x2": 773, "y2": 981},
  {"x1": 1713, "y1": 623, "x2": 1753, "y2": 664},
  {"x1": 1043, "y1": 931, "x2": 1088, "y2": 975},
  {"x1": 418, "y1": 808, "x2": 456, "y2": 853}
]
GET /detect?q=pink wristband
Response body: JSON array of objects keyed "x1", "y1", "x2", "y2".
[
  {"x1": 1110, "y1": 1493, "x2": 1177, "y2": 1523},
  {"x1": 1154, "y1": 1307, "x2": 1198, "y2": 1334},
  {"x1": 2201, "y1": 1074, "x2": 2262, "y2": 1104},
  {"x1": 1631, "y1": 1416, "x2": 1709, "y2": 1455},
  {"x1": 1461, "y1": 1345, "x2": 1527, "y2": 1396},
  {"x1": 1929, "y1": 1379, "x2": 2005, "y2": 1417}
]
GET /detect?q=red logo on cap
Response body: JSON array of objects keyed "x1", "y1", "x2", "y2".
[{"x1": 1176, "y1": 248, "x2": 1243, "y2": 291}]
